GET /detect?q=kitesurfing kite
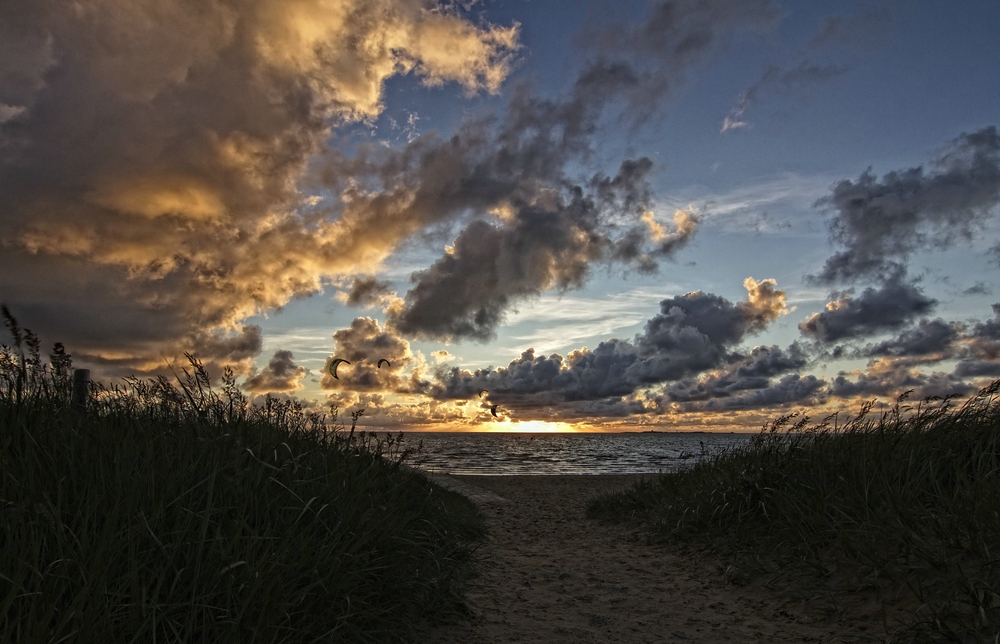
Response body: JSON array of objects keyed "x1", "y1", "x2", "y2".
[
  {"x1": 479, "y1": 389, "x2": 488, "y2": 398},
  {"x1": 329, "y1": 358, "x2": 350, "y2": 379},
  {"x1": 490, "y1": 404, "x2": 500, "y2": 418},
  {"x1": 377, "y1": 359, "x2": 390, "y2": 369}
]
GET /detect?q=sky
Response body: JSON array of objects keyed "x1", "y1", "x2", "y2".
[{"x1": 2, "y1": 0, "x2": 999, "y2": 432}]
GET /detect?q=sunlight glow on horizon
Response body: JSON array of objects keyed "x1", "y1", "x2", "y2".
[{"x1": 480, "y1": 419, "x2": 578, "y2": 433}]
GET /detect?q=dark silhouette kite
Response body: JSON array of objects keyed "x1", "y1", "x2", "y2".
[
  {"x1": 490, "y1": 404, "x2": 500, "y2": 418},
  {"x1": 329, "y1": 358, "x2": 350, "y2": 379},
  {"x1": 377, "y1": 358, "x2": 390, "y2": 369}
]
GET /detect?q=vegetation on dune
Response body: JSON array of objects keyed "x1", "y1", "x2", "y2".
[
  {"x1": 0, "y1": 309, "x2": 483, "y2": 643},
  {"x1": 588, "y1": 383, "x2": 1000, "y2": 643}
]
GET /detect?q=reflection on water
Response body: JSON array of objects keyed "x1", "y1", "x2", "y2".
[{"x1": 401, "y1": 432, "x2": 752, "y2": 475}]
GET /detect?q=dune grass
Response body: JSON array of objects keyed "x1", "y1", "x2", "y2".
[
  {"x1": 0, "y1": 312, "x2": 483, "y2": 643},
  {"x1": 588, "y1": 383, "x2": 1000, "y2": 642}
]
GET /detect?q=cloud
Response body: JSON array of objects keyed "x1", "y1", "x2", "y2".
[
  {"x1": 809, "y1": 7, "x2": 892, "y2": 51},
  {"x1": 502, "y1": 286, "x2": 674, "y2": 355},
  {"x1": 0, "y1": 0, "x2": 789, "y2": 383},
  {"x1": 830, "y1": 361, "x2": 974, "y2": 401},
  {"x1": 323, "y1": 1, "x2": 790, "y2": 343},
  {"x1": 0, "y1": 0, "x2": 519, "y2": 374},
  {"x1": 244, "y1": 349, "x2": 308, "y2": 393},
  {"x1": 964, "y1": 282, "x2": 993, "y2": 296},
  {"x1": 385, "y1": 163, "x2": 698, "y2": 342},
  {"x1": 328, "y1": 89, "x2": 693, "y2": 344},
  {"x1": 861, "y1": 318, "x2": 962, "y2": 359},
  {"x1": 799, "y1": 271, "x2": 937, "y2": 343},
  {"x1": 721, "y1": 7, "x2": 891, "y2": 133},
  {"x1": 69, "y1": 323, "x2": 264, "y2": 380},
  {"x1": 811, "y1": 126, "x2": 1000, "y2": 284},
  {"x1": 320, "y1": 317, "x2": 416, "y2": 392},
  {"x1": 587, "y1": 0, "x2": 781, "y2": 120},
  {"x1": 656, "y1": 342, "x2": 815, "y2": 408},
  {"x1": 423, "y1": 277, "x2": 790, "y2": 418},
  {"x1": 722, "y1": 61, "x2": 849, "y2": 132},
  {"x1": 337, "y1": 276, "x2": 399, "y2": 308},
  {"x1": 663, "y1": 373, "x2": 826, "y2": 412},
  {"x1": 954, "y1": 303, "x2": 1000, "y2": 378}
]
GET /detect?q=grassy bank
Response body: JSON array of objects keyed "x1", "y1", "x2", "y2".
[
  {"x1": 588, "y1": 383, "x2": 1000, "y2": 642},
  {"x1": 0, "y1": 314, "x2": 482, "y2": 643}
]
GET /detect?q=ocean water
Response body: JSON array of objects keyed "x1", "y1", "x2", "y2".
[{"x1": 401, "y1": 432, "x2": 753, "y2": 475}]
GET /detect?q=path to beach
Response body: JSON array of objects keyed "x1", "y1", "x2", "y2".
[{"x1": 420, "y1": 474, "x2": 883, "y2": 644}]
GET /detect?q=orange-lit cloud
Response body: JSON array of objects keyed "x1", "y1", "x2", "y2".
[{"x1": 0, "y1": 0, "x2": 520, "y2": 376}]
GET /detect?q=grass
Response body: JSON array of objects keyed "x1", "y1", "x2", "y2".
[
  {"x1": 0, "y1": 310, "x2": 483, "y2": 643},
  {"x1": 588, "y1": 384, "x2": 1000, "y2": 643}
]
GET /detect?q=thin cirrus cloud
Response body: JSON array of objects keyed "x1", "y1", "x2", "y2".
[
  {"x1": 502, "y1": 287, "x2": 678, "y2": 355},
  {"x1": 721, "y1": 61, "x2": 849, "y2": 133},
  {"x1": 720, "y1": 6, "x2": 889, "y2": 133}
]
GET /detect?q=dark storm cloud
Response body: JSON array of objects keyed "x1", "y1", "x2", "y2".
[
  {"x1": 341, "y1": 277, "x2": 395, "y2": 308},
  {"x1": 662, "y1": 373, "x2": 825, "y2": 412},
  {"x1": 387, "y1": 163, "x2": 698, "y2": 341},
  {"x1": 244, "y1": 349, "x2": 307, "y2": 393},
  {"x1": 799, "y1": 272, "x2": 937, "y2": 343},
  {"x1": 861, "y1": 318, "x2": 962, "y2": 358},
  {"x1": 67, "y1": 323, "x2": 264, "y2": 379},
  {"x1": 340, "y1": 127, "x2": 671, "y2": 345},
  {"x1": 953, "y1": 361, "x2": 1000, "y2": 378},
  {"x1": 830, "y1": 365, "x2": 974, "y2": 401},
  {"x1": 658, "y1": 342, "x2": 810, "y2": 403},
  {"x1": 954, "y1": 303, "x2": 1000, "y2": 378},
  {"x1": 812, "y1": 126, "x2": 1000, "y2": 284},
  {"x1": 423, "y1": 279, "x2": 789, "y2": 419}
]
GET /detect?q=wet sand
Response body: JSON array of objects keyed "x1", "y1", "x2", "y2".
[{"x1": 419, "y1": 474, "x2": 885, "y2": 644}]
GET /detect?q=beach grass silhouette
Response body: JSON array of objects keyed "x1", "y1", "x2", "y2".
[
  {"x1": 589, "y1": 381, "x2": 1000, "y2": 642},
  {"x1": 0, "y1": 311, "x2": 482, "y2": 643}
]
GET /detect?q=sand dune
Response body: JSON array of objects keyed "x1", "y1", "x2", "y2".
[{"x1": 420, "y1": 474, "x2": 884, "y2": 643}]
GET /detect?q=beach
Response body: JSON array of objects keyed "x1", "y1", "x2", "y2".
[{"x1": 419, "y1": 474, "x2": 884, "y2": 644}]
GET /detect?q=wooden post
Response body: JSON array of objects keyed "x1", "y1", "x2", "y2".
[{"x1": 71, "y1": 368, "x2": 90, "y2": 413}]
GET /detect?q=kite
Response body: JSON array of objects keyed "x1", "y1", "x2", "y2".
[
  {"x1": 490, "y1": 404, "x2": 500, "y2": 418},
  {"x1": 479, "y1": 389, "x2": 488, "y2": 398},
  {"x1": 329, "y1": 358, "x2": 350, "y2": 379},
  {"x1": 377, "y1": 359, "x2": 390, "y2": 369}
]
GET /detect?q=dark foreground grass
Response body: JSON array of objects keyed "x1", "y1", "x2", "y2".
[
  {"x1": 0, "y1": 314, "x2": 482, "y2": 643},
  {"x1": 589, "y1": 384, "x2": 1000, "y2": 643}
]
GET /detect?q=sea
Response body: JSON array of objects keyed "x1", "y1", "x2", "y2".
[{"x1": 399, "y1": 432, "x2": 754, "y2": 476}]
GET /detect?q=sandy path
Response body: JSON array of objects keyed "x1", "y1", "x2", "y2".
[{"x1": 420, "y1": 474, "x2": 883, "y2": 644}]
